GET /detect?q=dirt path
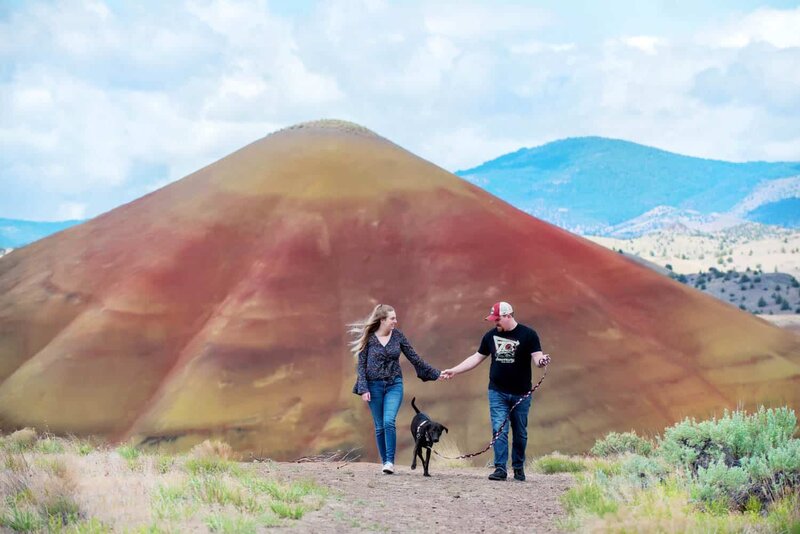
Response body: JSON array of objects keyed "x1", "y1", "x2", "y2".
[{"x1": 258, "y1": 461, "x2": 575, "y2": 533}]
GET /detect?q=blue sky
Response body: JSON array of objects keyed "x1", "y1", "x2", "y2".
[{"x1": 1, "y1": 0, "x2": 799, "y2": 220}]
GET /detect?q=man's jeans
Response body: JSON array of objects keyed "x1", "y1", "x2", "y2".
[
  {"x1": 488, "y1": 388, "x2": 532, "y2": 471},
  {"x1": 367, "y1": 377, "x2": 404, "y2": 464}
]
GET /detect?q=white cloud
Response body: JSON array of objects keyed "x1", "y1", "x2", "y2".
[
  {"x1": 423, "y1": 2, "x2": 550, "y2": 40},
  {"x1": 57, "y1": 202, "x2": 87, "y2": 220},
  {"x1": 418, "y1": 126, "x2": 530, "y2": 173},
  {"x1": 510, "y1": 40, "x2": 575, "y2": 55},
  {"x1": 621, "y1": 35, "x2": 665, "y2": 55},
  {"x1": 0, "y1": 0, "x2": 342, "y2": 219},
  {"x1": 2, "y1": 1, "x2": 800, "y2": 220},
  {"x1": 701, "y1": 7, "x2": 800, "y2": 49}
]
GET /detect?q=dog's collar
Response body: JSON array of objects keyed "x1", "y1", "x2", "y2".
[{"x1": 416, "y1": 421, "x2": 427, "y2": 439}]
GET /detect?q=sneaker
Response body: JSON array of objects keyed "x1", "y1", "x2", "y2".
[
  {"x1": 382, "y1": 462, "x2": 394, "y2": 474},
  {"x1": 513, "y1": 468, "x2": 526, "y2": 481},
  {"x1": 488, "y1": 467, "x2": 507, "y2": 481}
]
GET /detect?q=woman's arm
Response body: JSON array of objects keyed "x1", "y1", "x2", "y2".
[
  {"x1": 398, "y1": 330, "x2": 440, "y2": 381},
  {"x1": 355, "y1": 347, "x2": 369, "y2": 396}
]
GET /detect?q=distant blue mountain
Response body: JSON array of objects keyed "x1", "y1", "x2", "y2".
[
  {"x1": 0, "y1": 218, "x2": 83, "y2": 248},
  {"x1": 747, "y1": 198, "x2": 800, "y2": 227},
  {"x1": 456, "y1": 137, "x2": 800, "y2": 233}
]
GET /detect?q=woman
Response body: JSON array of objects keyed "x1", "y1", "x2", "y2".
[{"x1": 350, "y1": 304, "x2": 441, "y2": 474}]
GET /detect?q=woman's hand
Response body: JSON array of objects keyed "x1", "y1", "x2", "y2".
[{"x1": 361, "y1": 392, "x2": 371, "y2": 402}]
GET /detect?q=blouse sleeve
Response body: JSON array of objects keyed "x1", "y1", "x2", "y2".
[
  {"x1": 353, "y1": 346, "x2": 369, "y2": 395},
  {"x1": 398, "y1": 330, "x2": 440, "y2": 381}
]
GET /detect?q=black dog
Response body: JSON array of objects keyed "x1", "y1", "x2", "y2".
[{"x1": 410, "y1": 397, "x2": 448, "y2": 477}]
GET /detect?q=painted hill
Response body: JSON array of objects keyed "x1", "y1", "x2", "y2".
[
  {"x1": 1, "y1": 121, "x2": 799, "y2": 462},
  {"x1": 456, "y1": 137, "x2": 800, "y2": 233},
  {"x1": 0, "y1": 218, "x2": 83, "y2": 248}
]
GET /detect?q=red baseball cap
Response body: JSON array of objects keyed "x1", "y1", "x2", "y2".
[{"x1": 485, "y1": 301, "x2": 513, "y2": 321}]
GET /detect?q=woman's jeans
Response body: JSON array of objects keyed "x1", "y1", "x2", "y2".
[
  {"x1": 488, "y1": 388, "x2": 532, "y2": 471},
  {"x1": 366, "y1": 377, "x2": 404, "y2": 464}
]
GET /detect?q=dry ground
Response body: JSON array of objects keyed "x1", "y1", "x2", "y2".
[
  {"x1": 587, "y1": 227, "x2": 800, "y2": 278},
  {"x1": 272, "y1": 461, "x2": 574, "y2": 533}
]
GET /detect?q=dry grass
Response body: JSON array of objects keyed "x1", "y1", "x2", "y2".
[
  {"x1": 0, "y1": 431, "x2": 328, "y2": 532},
  {"x1": 189, "y1": 440, "x2": 236, "y2": 461},
  {"x1": 0, "y1": 446, "x2": 83, "y2": 531},
  {"x1": 6, "y1": 428, "x2": 37, "y2": 451}
]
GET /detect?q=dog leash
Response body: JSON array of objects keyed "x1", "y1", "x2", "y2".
[{"x1": 432, "y1": 365, "x2": 548, "y2": 460}]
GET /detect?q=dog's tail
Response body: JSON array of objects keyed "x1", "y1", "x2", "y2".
[{"x1": 411, "y1": 397, "x2": 420, "y2": 414}]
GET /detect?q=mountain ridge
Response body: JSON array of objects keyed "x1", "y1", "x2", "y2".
[{"x1": 456, "y1": 136, "x2": 800, "y2": 234}]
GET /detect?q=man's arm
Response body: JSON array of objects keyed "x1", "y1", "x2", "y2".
[{"x1": 440, "y1": 352, "x2": 489, "y2": 379}]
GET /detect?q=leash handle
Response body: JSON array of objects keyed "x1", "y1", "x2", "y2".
[{"x1": 433, "y1": 365, "x2": 548, "y2": 460}]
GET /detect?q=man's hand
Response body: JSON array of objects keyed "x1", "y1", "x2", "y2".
[
  {"x1": 534, "y1": 353, "x2": 551, "y2": 368},
  {"x1": 361, "y1": 392, "x2": 371, "y2": 402}
]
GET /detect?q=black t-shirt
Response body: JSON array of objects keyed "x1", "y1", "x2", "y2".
[{"x1": 478, "y1": 323, "x2": 542, "y2": 395}]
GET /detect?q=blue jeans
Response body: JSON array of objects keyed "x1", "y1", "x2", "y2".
[
  {"x1": 366, "y1": 377, "x2": 404, "y2": 464},
  {"x1": 488, "y1": 388, "x2": 532, "y2": 471}
]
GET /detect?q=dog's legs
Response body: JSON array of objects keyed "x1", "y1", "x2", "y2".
[
  {"x1": 415, "y1": 445, "x2": 427, "y2": 472},
  {"x1": 423, "y1": 447, "x2": 432, "y2": 477},
  {"x1": 411, "y1": 442, "x2": 421, "y2": 470},
  {"x1": 416, "y1": 446, "x2": 426, "y2": 470}
]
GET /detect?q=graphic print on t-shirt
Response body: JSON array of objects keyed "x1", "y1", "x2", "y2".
[{"x1": 493, "y1": 336, "x2": 519, "y2": 363}]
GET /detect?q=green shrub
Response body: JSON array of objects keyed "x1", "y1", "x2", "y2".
[
  {"x1": 591, "y1": 431, "x2": 653, "y2": 457},
  {"x1": 691, "y1": 460, "x2": 750, "y2": 508},
  {"x1": 2, "y1": 428, "x2": 38, "y2": 452},
  {"x1": 659, "y1": 408, "x2": 799, "y2": 511},
  {"x1": 619, "y1": 454, "x2": 669, "y2": 488},
  {"x1": 269, "y1": 501, "x2": 306, "y2": 520},
  {"x1": 189, "y1": 476, "x2": 244, "y2": 508},
  {"x1": 561, "y1": 477, "x2": 618, "y2": 517},
  {"x1": 117, "y1": 444, "x2": 141, "y2": 468},
  {"x1": 766, "y1": 439, "x2": 800, "y2": 473},
  {"x1": 659, "y1": 407, "x2": 796, "y2": 474},
  {"x1": 68, "y1": 518, "x2": 108, "y2": 534},
  {"x1": 156, "y1": 455, "x2": 174, "y2": 474},
  {"x1": 184, "y1": 456, "x2": 235, "y2": 476},
  {"x1": 532, "y1": 454, "x2": 587, "y2": 474},
  {"x1": 0, "y1": 505, "x2": 42, "y2": 532},
  {"x1": 34, "y1": 437, "x2": 64, "y2": 454},
  {"x1": 206, "y1": 513, "x2": 256, "y2": 533}
]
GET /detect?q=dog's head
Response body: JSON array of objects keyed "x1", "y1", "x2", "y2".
[{"x1": 425, "y1": 422, "x2": 449, "y2": 444}]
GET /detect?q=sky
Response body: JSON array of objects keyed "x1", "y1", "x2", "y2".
[{"x1": 1, "y1": 0, "x2": 799, "y2": 221}]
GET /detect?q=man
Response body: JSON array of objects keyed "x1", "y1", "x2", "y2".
[{"x1": 441, "y1": 302, "x2": 550, "y2": 481}]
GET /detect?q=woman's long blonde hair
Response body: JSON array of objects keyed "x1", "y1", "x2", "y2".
[{"x1": 348, "y1": 304, "x2": 395, "y2": 355}]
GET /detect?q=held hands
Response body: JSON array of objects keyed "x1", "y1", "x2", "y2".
[
  {"x1": 535, "y1": 353, "x2": 551, "y2": 368},
  {"x1": 361, "y1": 392, "x2": 371, "y2": 402},
  {"x1": 438, "y1": 369, "x2": 455, "y2": 380}
]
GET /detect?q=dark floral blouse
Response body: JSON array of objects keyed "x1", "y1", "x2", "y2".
[{"x1": 352, "y1": 329, "x2": 440, "y2": 395}]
